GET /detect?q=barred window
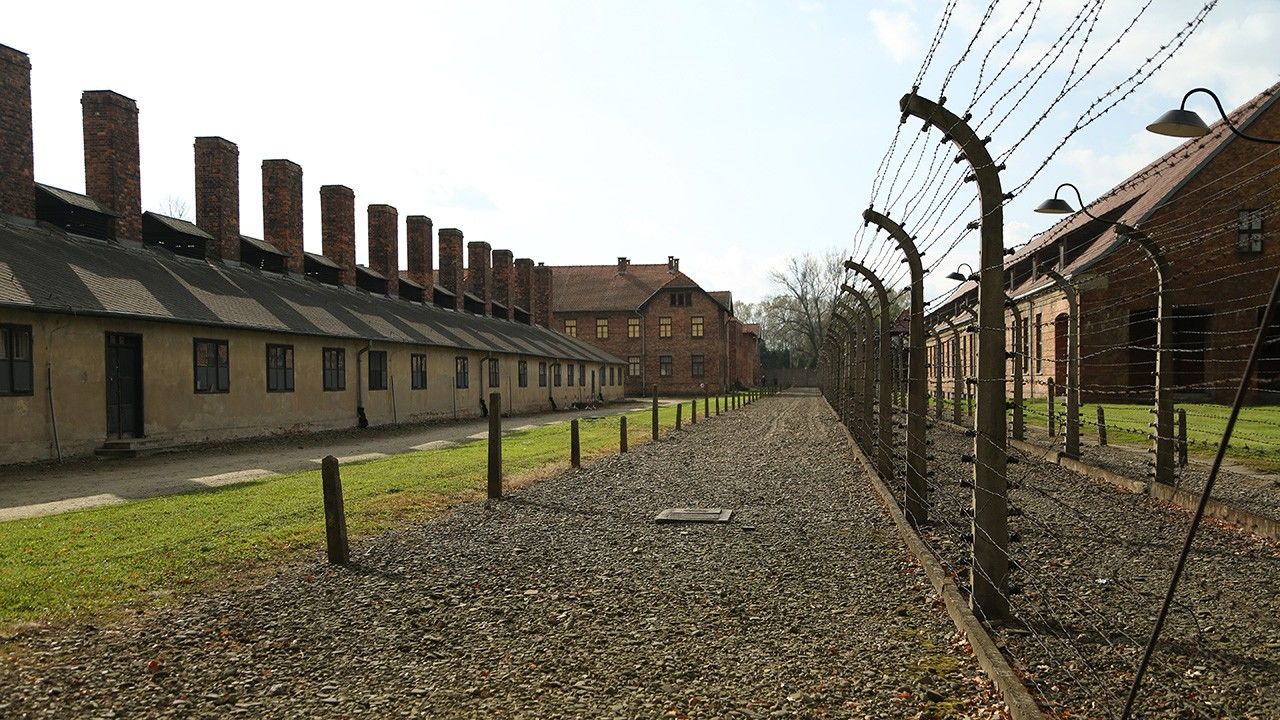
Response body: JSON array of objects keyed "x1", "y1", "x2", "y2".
[
  {"x1": 628, "y1": 318, "x2": 641, "y2": 338},
  {"x1": 368, "y1": 351, "x2": 388, "y2": 390},
  {"x1": 411, "y1": 353, "x2": 427, "y2": 389},
  {"x1": 659, "y1": 317, "x2": 672, "y2": 338},
  {"x1": 266, "y1": 344, "x2": 294, "y2": 392},
  {"x1": 194, "y1": 339, "x2": 229, "y2": 393},
  {"x1": 488, "y1": 358, "x2": 501, "y2": 388},
  {"x1": 659, "y1": 355, "x2": 673, "y2": 377},
  {"x1": 691, "y1": 316, "x2": 704, "y2": 338},
  {"x1": 0, "y1": 324, "x2": 34, "y2": 395},
  {"x1": 455, "y1": 356, "x2": 469, "y2": 389},
  {"x1": 323, "y1": 348, "x2": 346, "y2": 391}
]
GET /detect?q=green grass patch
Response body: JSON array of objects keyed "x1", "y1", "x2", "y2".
[{"x1": 0, "y1": 397, "x2": 752, "y2": 629}]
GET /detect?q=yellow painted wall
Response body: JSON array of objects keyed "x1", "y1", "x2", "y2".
[{"x1": 0, "y1": 309, "x2": 624, "y2": 464}]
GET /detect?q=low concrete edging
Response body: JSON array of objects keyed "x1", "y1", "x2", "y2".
[
  {"x1": 825, "y1": 402, "x2": 1046, "y2": 720},
  {"x1": 1007, "y1": 438, "x2": 1280, "y2": 541}
]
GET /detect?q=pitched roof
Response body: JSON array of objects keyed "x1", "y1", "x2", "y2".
[
  {"x1": 708, "y1": 290, "x2": 733, "y2": 314},
  {"x1": 742, "y1": 323, "x2": 761, "y2": 335},
  {"x1": 36, "y1": 183, "x2": 118, "y2": 216},
  {"x1": 551, "y1": 263, "x2": 699, "y2": 312},
  {"x1": 933, "y1": 79, "x2": 1280, "y2": 315},
  {"x1": 0, "y1": 216, "x2": 622, "y2": 365},
  {"x1": 145, "y1": 211, "x2": 211, "y2": 239}
]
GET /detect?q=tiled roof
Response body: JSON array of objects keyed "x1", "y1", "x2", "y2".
[
  {"x1": 708, "y1": 290, "x2": 733, "y2": 314},
  {"x1": 551, "y1": 263, "x2": 698, "y2": 312},
  {"x1": 933, "y1": 80, "x2": 1280, "y2": 315},
  {"x1": 0, "y1": 216, "x2": 622, "y2": 365}
]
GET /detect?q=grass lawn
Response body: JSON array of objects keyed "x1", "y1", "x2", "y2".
[{"x1": 0, "y1": 393, "x2": 755, "y2": 630}]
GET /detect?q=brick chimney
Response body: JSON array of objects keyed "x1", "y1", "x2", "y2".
[
  {"x1": 514, "y1": 258, "x2": 534, "y2": 317},
  {"x1": 82, "y1": 91, "x2": 141, "y2": 241},
  {"x1": 367, "y1": 204, "x2": 398, "y2": 296},
  {"x1": 0, "y1": 44, "x2": 34, "y2": 220},
  {"x1": 617, "y1": 256, "x2": 629, "y2": 274},
  {"x1": 261, "y1": 159, "x2": 303, "y2": 273},
  {"x1": 667, "y1": 255, "x2": 679, "y2": 273},
  {"x1": 533, "y1": 262, "x2": 553, "y2": 329},
  {"x1": 467, "y1": 240, "x2": 492, "y2": 314},
  {"x1": 492, "y1": 249, "x2": 513, "y2": 319},
  {"x1": 194, "y1": 137, "x2": 240, "y2": 261},
  {"x1": 320, "y1": 185, "x2": 356, "y2": 285},
  {"x1": 406, "y1": 215, "x2": 433, "y2": 290},
  {"x1": 438, "y1": 228, "x2": 464, "y2": 309}
]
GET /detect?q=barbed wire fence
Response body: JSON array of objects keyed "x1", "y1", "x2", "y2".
[{"x1": 821, "y1": 1, "x2": 1280, "y2": 718}]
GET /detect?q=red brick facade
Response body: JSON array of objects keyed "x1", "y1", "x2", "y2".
[
  {"x1": 261, "y1": 159, "x2": 304, "y2": 273},
  {"x1": 320, "y1": 185, "x2": 357, "y2": 286},
  {"x1": 194, "y1": 136, "x2": 240, "y2": 262},
  {"x1": 82, "y1": 91, "x2": 141, "y2": 242},
  {"x1": 0, "y1": 44, "x2": 33, "y2": 221}
]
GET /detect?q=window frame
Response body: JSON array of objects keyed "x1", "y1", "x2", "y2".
[
  {"x1": 596, "y1": 318, "x2": 609, "y2": 339},
  {"x1": 410, "y1": 353, "x2": 427, "y2": 390},
  {"x1": 0, "y1": 324, "x2": 34, "y2": 396},
  {"x1": 538, "y1": 361, "x2": 548, "y2": 387},
  {"x1": 518, "y1": 359, "x2": 529, "y2": 388},
  {"x1": 193, "y1": 338, "x2": 230, "y2": 394},
  {"x1": 691, "y1": 315, "x2": 704, "y2": 338},
  {"x1": 323, "y1": 347, "x2": 346, "y2": 391},
  {"x1": 659, "y1": 354, "x2": 673, "y2": 377},
  {"x1": 627, "y1": 318, "x2": 641, "y2": 338},
  {"x1": 567, "y1": 363, "x2": 575, "y2": 386},
  {"x1": 563, "y1": 319, "x2": 577, "y2": 337},
  {"x1": 554, "y1": 362, "x2": 562, "y2": 386},
  {"x1": 691, "y1": 353, "x2": 705, "y2": 377},
  {"x1": 265, "y1": 343, "x2": 295, "y2": 393},
  {"x1": 368, "y1": 350, "x2": 388, "y2": 391},
  {"x1": 659, "y1": 316, "x2": 672, "y2": 338},
  {"x1": 1239, "y1": 209, "x2": 1264, "y2": 254},
  {"x1": 488, "y1": 358, "x2": 501, "y2": 388},
  {"x1": 455, "y1": 356, "x2": 470, "y2": 389},
  {"x1": 628, "y1": 355, "x2": 641, "y2": 377}
]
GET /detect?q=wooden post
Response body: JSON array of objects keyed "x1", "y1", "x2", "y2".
[
  {"x1": 715, "y1": 395, "x2": 721, "y2": 416},
  {"x1": 619, "y1": 416, "x2": 628, "y2": 453},
  {"x1": 571, "y1": 418, "x2": 581, "y2": 468},
  {"x1": 320, "y1": 456, "x2": 349, "y2": 565},
  {"x1": 488, "y1": 392, "x2": 502, "y2": 499},
  {"x1": 1047, "y1": 379, "x2": 1057, "y2": 437},
  {"x1": 651, "y1": 386, "x2": 659, "y2": 440},
  {"x1": 691, "y1": 399, "x2": 697, "y2": 424},
  {"x1": 676, "y1": 402, "x2": 683, "y2": 430},
  {"x1": 1097, "y1": 405, "x2": 1108, "y2": 446},
  {"x1": 704, "y1": 387, "x2": 709, "y2": 418},
  {"x1": 1176, "y1": 408, "x2": 1188, "y2": 467}
]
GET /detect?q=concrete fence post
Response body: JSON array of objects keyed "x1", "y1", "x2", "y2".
[
  {"x1": 1097, "y1": 405, "x2": 1108, "y2": 446},
  {"x1": 321, "y1": 455, "x2": 349, "y2": 565}
]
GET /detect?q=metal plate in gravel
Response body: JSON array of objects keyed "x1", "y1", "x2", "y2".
[{"x1": 654, "y1": 508, "x2": 733, "y2": 523}]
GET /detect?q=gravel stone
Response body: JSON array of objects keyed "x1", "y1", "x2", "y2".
[{"x1": 0, "y1": 391, "x2": 1007, "y2": 719}]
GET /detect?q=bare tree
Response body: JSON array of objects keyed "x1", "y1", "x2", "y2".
[
  {"x1": 159, "y1": 195, "x2": 191, "y2": 220},
  {"x1": 766, "y1": 249, "x2": 846, "y2": 367}
]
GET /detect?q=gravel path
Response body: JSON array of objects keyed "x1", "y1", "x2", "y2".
[
  {"x1": 910, "y1": 422, "x2": 1280, "y2": 719},
  {"x1": 0, "y1": 391, "x2": 1006, "y2": 719}
]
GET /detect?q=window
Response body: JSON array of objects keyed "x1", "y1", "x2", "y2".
[
  {"x1": 628, "y1": 318, "x2": 641, "y2": 338},
  {"x1": 488, "y1": 358, "x2": 501, "y2": 388},
  {"x1": 266, "y1": 344, "x2": 294, "y2": 392},
  {"x1": 455, "y1": 356, "x2": 469, "y2": 388},
  {"x1": 1034, "y1": 313, "x2": 1043, "y2": 374},
  {"x1": 628, "y1": 356, "x2": 641, "y2": 377},
  {"x1": 659, "y1": 355, "x2": 673, "y2": 377},
  {"x1": 608, "y1": 366, "x2": 615, "y2": 385},
  {"x1": 669, "y1": 291, "x2": 692, "y2": 306},
  {"x1": 194, "y1": 339, "x2": 229, "y2": 393},
  {"x1": 0, "y1": 324, "x2": 33, "y2": 395},
  {"x1": 596, "y1": 318, "x2": 609, "y2": 339},
  {"x1": 691, "y1": 316, "x2": 704, "y2": 338},
  {"x1": 579, "y1": 364, "x2": 585, "y2": 387},
  {"x1": 369, "y1": 351, "x2": 388, "y2": 390},
  {"x1": 323, "y1": 348, "x2": 346, "y2": 391},
  {"x1": 659, "y1": 317, "x2": 672, "y2": 338},
  {"x1": 568, "y1": 363, "x2": 575, "y2": 386},
  {"x1": 564, "y1": 319, "x2": 577, "y2": 337},
  {"x1": 691, "y1": 354, "x2": 705, "y2": 377},
  {"x1": 518, "y1": 360, "x2": 529, "y2": 387},
  {"x1": 411, "y1": 354, "x2": 427, "y2": 389},
  {"x1": 538, "y1": 361, "x2": 548, "y2": 387},
  {"x1": 1239, "y1": 209, "x2": 1264, "y2": 253},
  {"x1": 554, "y1": 363, "x2": 562, "y2": 386}
]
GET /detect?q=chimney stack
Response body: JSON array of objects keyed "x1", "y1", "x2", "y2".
[
  {"x1": 667, "y1": 255, "x2": 679, "y2": 273},
  {"x1": 533, "y1": 262, "x2": 553, "y2": 329},
  {"x1": 617, "y1": 257, "x2": 629, "y2": 274},
  {"x1": 514, "y1": 258, "x2": 534, "y2": 318},
  {"x1": 82, "y1": 91, "x2": 141, "y2": 241},
  {"x1": 406, "y1": 215, "x2": 433, "y2": 290},
  {"x1": 467, "y1": 240, "x2": 492, "y2": 314},
  {"x1": 320, "y1": 185, "x2": 356, "y2": 285},
  {"x1": 261, "y1": 159, "x2": 304, "y2": 273},
  {"x1": 0, "y1": 44, "x2": 33, "y2": 221},
  {"x1": 438, "y1": 228, "x2": 464, "y2": 309},
  {"x1": 194, "y1": 137, "x2": 240, "y2": 261},
  {"x1": 368, "y1": 204, "x2": 399, "y2": 296},
  {"x1": 492, "y1": 249, "x2": 513, "y2": 319}
]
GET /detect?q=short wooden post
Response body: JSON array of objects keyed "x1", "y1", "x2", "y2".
[
  {"x1": 1047, "y1": 379, "x2": 1057, "y2": 437},
  {"x1": 488, "y1": 392, "x2": 502, "y2": 499},
  {"x1": 320, "y1": 456, "x2": 349, "y2": 565},
  {"x1": 703, "y1": 388, "x2": 709, "y2": 418},
  {"x1": 571, "y1": 418, "x2": 581, "y2": 468},
  {"x1": 619, "y1": 416, "x2": 628, "y2": 453},
  {"x1": 651, "y1": 386, "x2": 659, "y2": 440},
  {"x1": 715, "y1": 395, "x2": 721, "y2": 416},
  {"x1": 691, "y1": 399, "x2": 697, "y2": 424},
  {"x1": 675, "y1": 402, "x2": 683, "y2": 430},
  {"x1": 1176, "y1": 408, "x2": 1188, "y2": 467},
  {"x1": 1097, "y1": 405, "x2": 1108, "y2": 446}
]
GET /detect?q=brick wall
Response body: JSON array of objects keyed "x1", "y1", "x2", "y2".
[
  {"x1": 368, "y1": 204, "x2": 399, "y2": 296},
  {"x1": 82, "y1": 90, "x2": 141, "y2": 242},
  {"x1": 194, "y1": 137, "x2": 240, "y2": 262},
  {"x1": 438, "y1": 228, "x2": 464, "y2": 309},
  {"x1": 261, "y1": 159, "x2": 304, "y2": 273},
  {"x1": 406, "y1": 215, "x2": 433, "y2": 290},
  {"x1": 320, "y1": 185, "x2": 356, "y2": 285},
  {"x1": 0, "y1": 44, "x2": 33, "y2": 220}
]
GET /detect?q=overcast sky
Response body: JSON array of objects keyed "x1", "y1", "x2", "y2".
[{"x1": 7, "y1": 1, "x2": 1278, "y2": 303}]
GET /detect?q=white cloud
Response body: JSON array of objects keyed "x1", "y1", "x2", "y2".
[{"x1": 869, "y1": 8, "x2": 921, "y2": 63}]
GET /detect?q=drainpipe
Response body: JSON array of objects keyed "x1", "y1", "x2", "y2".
[
  {"x1": 356, "y1": 342, "x2": 370, "y2": 428},
  {"x1": 46, "y1": 322, "x2": 68, "y2": 462}
]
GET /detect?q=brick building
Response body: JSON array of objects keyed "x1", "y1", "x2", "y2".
[
  {"x1": 0, "y1": 43, "x2": 624, "y2": 464},
  {"x1": 551, "y1": 257, "x2": 761, "y2": 394},
  {"x1": 927, "y1": 80, "x2": 1280, "y2": 405}
]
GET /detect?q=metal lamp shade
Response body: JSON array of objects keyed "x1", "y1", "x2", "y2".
[
  {"x1": 1146, "y1": 108, "x2": 1211, "y2": 138},
  {"x1": 1034, "y1": 197, "x2": 1075, "y2": 214}
]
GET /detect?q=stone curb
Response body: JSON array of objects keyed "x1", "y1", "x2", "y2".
[{"x1": 825, "y1": 401, "x2": 1046, "y2": 720}]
